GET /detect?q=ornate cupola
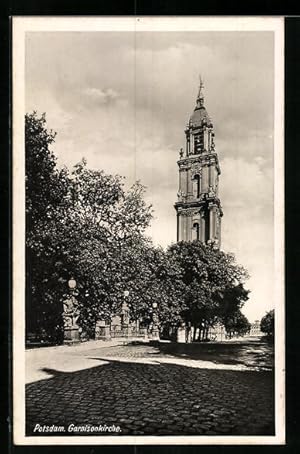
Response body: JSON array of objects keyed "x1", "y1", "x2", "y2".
[{"x1": 174, "y1": 77, "x2": 223, "y2": 246}]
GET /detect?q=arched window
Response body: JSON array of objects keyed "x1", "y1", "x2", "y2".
[
  {"x1": 192, "y1": 222, "x2": 200, "y2": 241},
  {"x1": 194, "y1": 132, "x2": 204, "y2": 153},
  {"x1": 193, "y1": 174, "x2": 200, "y2": 199}
]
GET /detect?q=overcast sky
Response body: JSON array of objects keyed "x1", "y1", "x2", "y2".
[{"x1": 25, "y1": 31, "x2": 275, "y2": 322}]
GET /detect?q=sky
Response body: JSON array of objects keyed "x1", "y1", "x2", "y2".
[{"x1": 25, "y1": 31, "x2": 275, "y2": 322}]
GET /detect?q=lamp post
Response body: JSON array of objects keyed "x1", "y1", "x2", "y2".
[
  {"x1": 151, "y1": 301, "x2": 160, "y2": 341},
  {"x1": 62, "y1": 277, "x2": 80, "y2": 344}
]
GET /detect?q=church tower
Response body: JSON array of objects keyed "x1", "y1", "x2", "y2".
[{"x1": 174, "y1": 78, "x2": 223, "y2": 247}]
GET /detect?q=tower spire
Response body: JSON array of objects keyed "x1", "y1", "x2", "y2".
[{"x1": 196, "y1": 75, "x2": 204, "y2": 108}]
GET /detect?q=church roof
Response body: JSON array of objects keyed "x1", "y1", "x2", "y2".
[{"x1": 189, "y1": 106, "x2": 211, "y2": 127}]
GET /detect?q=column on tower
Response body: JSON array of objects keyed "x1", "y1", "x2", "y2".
[
  {"x1": 208, "y1": 128, "x2": 212, "y2": 151},
  {"x1": 200, "y1": 211, "x2": 206, "y2": 243},
  {"x1": 190, "y1": 132, "x2": 194, "y2": 154},
  {"x1": 182, "y1": 213, "x2": 187, "y2": 241},
  {"x1": 179, "y1": 213, "x2": 183, "y2": 241},
  {"x1": 203, "y1": 126, "x2": 208, "y2": 151},
  {"x1": 185, "y1": 129, "x2": 190, "y2": 156},
  {"x1": 209, "y1": 164, "x2": 216, "y2": 189},
  {"x1": 209, "y1": 204, "x2": 218, "y2": 240}
]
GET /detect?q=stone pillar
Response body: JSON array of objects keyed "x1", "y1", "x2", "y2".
[{"x1": 95, "y1": 320, "x2": 111, "y2": 341}]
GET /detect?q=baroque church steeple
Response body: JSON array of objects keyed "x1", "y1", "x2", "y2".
[{"x1": 174, "y1": 78, "x2": 223, "y2": 246}]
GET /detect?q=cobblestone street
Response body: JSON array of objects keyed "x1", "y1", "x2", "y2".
[{"x1": 26, "y1": 338, "x2": 274, "y2": 436}]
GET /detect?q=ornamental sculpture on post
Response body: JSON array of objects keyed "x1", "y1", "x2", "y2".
[
  {"x1": 121, "y1": 290, "x2": 130, "y2": 337},
  {"x1": 62, "y1": 277, "x2": 80, "y2": 344}
]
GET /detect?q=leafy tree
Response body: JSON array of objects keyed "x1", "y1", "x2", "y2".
[
  {"x1": 224, "y1": 309, "x2": 251, "y2": 339},
  {"x1": 217, "y1": 284, "x2": 250, "y2": 337},
  {"x1": 26, "y1": 112, "x2": 69, "y2": 341},
  {"x1": 25, "y1": 112, "x2": 154, "y2": 341},
  {"x1": 260, "y1": 309, "x2": 274, "y2": 337},
  {"x1": 167, "y1": 241, "x2": 249, "y2": 341}
]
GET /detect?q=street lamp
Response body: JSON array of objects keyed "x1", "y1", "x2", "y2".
[{"x1": 68, "y1": 277, "x2": 76, "y2": 290}]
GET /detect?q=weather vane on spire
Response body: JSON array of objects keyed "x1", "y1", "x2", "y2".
[
  {"x1": 196, "y1": 74, "x2": 205, "y2": 107},
  {"x1": 199, "y1": 74, "x2": 204, "y2": 90}
]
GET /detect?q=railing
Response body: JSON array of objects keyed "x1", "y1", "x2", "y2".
[{"x1": 110, "y1": 325, "x2": 147, "y2": 338}]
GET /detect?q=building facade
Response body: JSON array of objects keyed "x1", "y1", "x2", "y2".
[
  {"x1": 249, "y1": 320, "x2": 263, "y2": 337},
  {"x1": 174, "y1": 79, "x2": 223, "y2": 246}
]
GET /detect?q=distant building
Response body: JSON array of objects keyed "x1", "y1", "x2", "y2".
[
  {"x1": 250, "y1": 320, "x2": 263, "y2": 336},
  {"x1": 174, "y1": 78, "x2": 223, "y2": 246}
]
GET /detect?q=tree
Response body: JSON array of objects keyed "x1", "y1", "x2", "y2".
[
  {"x1": 260, "y1": 309, "x2": 274, "y2": 337},
  {"x1": 217, "y1": 284, "x2": 250, "y2": 337},
  {"x1": 223, "y1": 309, "x2": 251, "y2": 339},
  {"x1": 167, "y1": 240, "x2": 250, "y2": 341},
  {"x1": 26, "y1": 112, "x2": 69, "y2": 341},
  {"x1": 25, "y1": 112, "x2": 154, "y2": 341}
]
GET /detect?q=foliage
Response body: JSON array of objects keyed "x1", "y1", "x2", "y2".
[
  {"x1": 260, "y1": 309, "x2": 274, "y2": 337},
  {"x1": 223, "y1": 309, "x2": 251, "y2": 338},
  {"x1": 167, "y1": 241, "x2": 250, "y2": 341},
  {"x1": 26, "y1": 112, "x2": 154, "y2": 341},
  {"x1": 26, "y1": 112, "x2": 251, "y2": 344},
  {"x1": 217, "y1": 284, "x2": 250, "y2": 336}
]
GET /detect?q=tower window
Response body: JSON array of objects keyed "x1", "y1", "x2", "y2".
[
  {"x1": 194, "y1": 133, "x2": 203, "y2": 153},
  {"x1": 192, "y1": 174, "x2": 200, "y2": 199},
  {"x1": 193, "y1": 222, "x2": 200, "y2": 241}
]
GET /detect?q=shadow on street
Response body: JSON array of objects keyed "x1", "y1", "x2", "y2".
[{"x1": 26, "y1": 354, "x2": 274, "y2": 437}]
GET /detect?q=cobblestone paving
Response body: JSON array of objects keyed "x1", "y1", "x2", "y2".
[{"x1": 26, "y1": 342, "x2": 274, "y2": 436}]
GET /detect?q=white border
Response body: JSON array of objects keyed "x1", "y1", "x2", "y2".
[{"x1": 13, "y1": 16, "x2": 285, "y2": 446}]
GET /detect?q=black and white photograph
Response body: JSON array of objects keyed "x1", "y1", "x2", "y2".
[{"x1": 13, "y1": 16, "x2": 285, "y2": 445}]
